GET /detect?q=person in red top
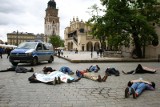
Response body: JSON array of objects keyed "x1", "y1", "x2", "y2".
[{"x1": 76, "y1": 69, "x2": 108, "y2": 82}]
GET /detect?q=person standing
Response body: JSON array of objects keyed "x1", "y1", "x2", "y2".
[
  {"x1": 6, "y1": 48, "x2": 12, "y2": 59},
  {"x1": 97, "y1": 50, "x2": 99, "y2": 58},
  {"x1": 99, "y1": 48, "x2": 103, "y2": 57},
  {"x1": 0, "y1": 47, "x2": 3, "y2": 58},
  {"x1": 91, "y1": 51, "x2": 93, "y2": 58},
  {"x1": 58, "y1": 50, "x2": 61, "y2": 57},
  {"x1": 90, "y1": 48, "x2": 93, "y2": 58}
]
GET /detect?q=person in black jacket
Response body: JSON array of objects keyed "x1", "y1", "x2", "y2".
[
  {"x1": 0, "y1": 66, "x2": 34, "y2": 73},
  {"x1": 122, "y1": 64, "x2": 156, "y2": 74},
  {"x1": 105, "y1": 67, "x2": 120, "y2": 76}
]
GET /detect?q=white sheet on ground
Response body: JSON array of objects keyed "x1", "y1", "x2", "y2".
[{"x1": 35, "y1": 71, "x2": 74, "y2": 83}]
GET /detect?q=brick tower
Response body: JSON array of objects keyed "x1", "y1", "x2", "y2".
[{"x1": 44, "y1": 0, "x2": 60, "y2": 42}]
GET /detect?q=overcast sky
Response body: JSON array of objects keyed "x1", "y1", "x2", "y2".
[{"x1": 0, "y1": 0, "x2": 103, "y2": 42}]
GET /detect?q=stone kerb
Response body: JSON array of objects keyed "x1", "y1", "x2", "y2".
[{"x1": 103, "y1": 51, "x2": 122, "y2": 57}]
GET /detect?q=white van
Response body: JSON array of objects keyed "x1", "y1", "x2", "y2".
[{"x1": 9, "y1": 41, "x2": 54, "y2": 66}]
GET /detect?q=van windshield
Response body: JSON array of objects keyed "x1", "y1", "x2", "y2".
[{"x1": 17, "y1": 42, "x2": 37, "y2": 49}]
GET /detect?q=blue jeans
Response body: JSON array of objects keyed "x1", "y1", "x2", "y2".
[
  {"x1": 59, "y1": 66, "x2": 73, "y2": 74},
  {"x1": 129, "y1": 82, "x2": 147, "y2": 95},
  {"x1": 76, "y1": 70, "x2": 83, "y2": 78},
  {"x1": 89, "y1": 66, "x2": 98, "y2": 72}
]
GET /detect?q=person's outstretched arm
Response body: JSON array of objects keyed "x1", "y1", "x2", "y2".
[{"x1": 131, "y1": 79, "x2": 152, "y2": 85}]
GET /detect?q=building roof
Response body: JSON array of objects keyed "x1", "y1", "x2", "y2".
[{"x1": 48, "y1": 0, "x2": 56, "y2": 9}]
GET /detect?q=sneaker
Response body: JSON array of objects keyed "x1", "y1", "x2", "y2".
[
  {"x1": 131, "y1": 88, "x2": 136, "y2": 99},
  {"x1": 52, "y1": 78, "x2": 57, "y2": 85},
  {"x1": 74, "y1": 78, "x2": 81, "y2": 82},
  {"x1": 102, "y1": 75, "x2": 108, "y2": 82},
  {"x1": 55, "y1": 77, "x2": 58, "y2": 84},
  {"x1": 97, "y1": 75, "x2": 102, "y2": 82},
  {"x1": 105, "y1": 71, "x2": 111, "y2": 76},
  {"x1": 125, "y1": 87, "x2": 129, "y2": 98},
  {"x1": 67, "y1": 79, "x2": 72, "y2": 83},
  {"x1": 57, "y1": 76, "x2": 61, "y2": 84},
  {"x1": 30, "y1": 68, "x2": 34, "y2": 72}
]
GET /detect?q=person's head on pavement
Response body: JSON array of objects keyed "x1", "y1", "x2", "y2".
[{"x1": 43, "y1": 67, "x2": 56, "y2": 74}]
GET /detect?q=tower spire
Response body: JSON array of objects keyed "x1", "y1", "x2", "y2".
[{"x1": 47, "y1": 0, "x2": 56, "y2": 9}]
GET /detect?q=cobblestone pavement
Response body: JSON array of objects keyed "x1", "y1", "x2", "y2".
[{"x1": 0, "y1": 54, "x2": 160, "y2": 107}]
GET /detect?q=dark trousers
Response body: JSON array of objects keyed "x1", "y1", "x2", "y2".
[
  {"x1": 127, "y1": 64, "x2": 155, "y2": 74},
  {"x1": 0, "y1": 67, "x2": 15, "y2": 72},
  {"x1": 135, "y1": 64, "x2": 155, "y2": 73}
]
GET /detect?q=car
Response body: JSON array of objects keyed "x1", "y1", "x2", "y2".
[{"x1": 9, "y1": 41, "x2": 54, "y2": 66}]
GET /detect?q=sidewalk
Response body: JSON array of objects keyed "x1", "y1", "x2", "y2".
[{"x1": 59, "y1": 51, "x2": 158, "y2": 63}]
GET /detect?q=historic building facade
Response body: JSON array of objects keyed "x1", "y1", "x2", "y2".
[
  {"x1": 0, "y1": 40, "x2": 4, "y2": 44},
  {"x1": 7, "y1": 31, "x2": 44, "y2": 45},
  {"x1": 64, "y1": 17, "x2": 100, "y2": 51},
  {"x1": 44, "y1": 0, "x2": 60, "y2": 42}
]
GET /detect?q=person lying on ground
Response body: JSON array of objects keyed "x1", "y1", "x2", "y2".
[
  {"x1": 125, "y1": 78, "x2": 155, "y2": 99},
  {"x1": 0, "y1": 66, "x2": 34, "y2": 73},
  {"x1": 59, "y1": 66, "x2": 74, "y2": 75},
  {"x1": 76, "y1": 69, "x2": 108, "y2": 82},
  {"x1": 43, "y1": 66, "x2": 79, "y2": 83},
  {"x1": 88, "y1": 65, "x2": 100, "y2": 72},
  {"x1": 43, "y1": 66, "x2": 56, "y2": 74},
  {"x1": 28, "y1": 70, "x2": 81, "y2": 85},
  {"x1": 105, "y1": 67, "x2": 120, "y2": 76},
  {"x1": 122, "y1": 64, "x2": 157, "y2": 74}
]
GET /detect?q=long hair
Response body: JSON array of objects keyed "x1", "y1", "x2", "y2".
[
  {"x1": 151, "y1": 82, "x2": 155, "y2": 89},
  {"x1": 127, "y1": 81, "x2": 133, "y2": 87}
]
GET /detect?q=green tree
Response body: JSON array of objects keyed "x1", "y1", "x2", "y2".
[
  {"x1": 103, "y1": 0, "x2": 160, "y2": 58},
  {"x1": 49, "y1": 35, "x2": 64, "y2": 49},
  {"x1": 87, "y1": 4, "x2": 107, "y2": 50},
  {"x1": 88, "y1": 0, "x2": 160, "y2": 58}
]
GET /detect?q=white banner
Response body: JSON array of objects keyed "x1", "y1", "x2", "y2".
[{"x1": 35, "y1": 71, "x2": 74, "y2": 83}]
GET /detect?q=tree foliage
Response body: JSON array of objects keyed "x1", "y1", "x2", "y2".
[
  {"x1": 87, "y1": 4, "x2": 107, "y2": 49},
  {"x1": 49, "y1": 35, "x2": 64, "y2": 48},
  {"x1": 88, "y1": 0, "x2": 160, "y2": 58}
]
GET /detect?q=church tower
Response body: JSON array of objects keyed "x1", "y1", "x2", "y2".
[{"x1": 44, "y1": 0, "x2": 60, "y2": 42}]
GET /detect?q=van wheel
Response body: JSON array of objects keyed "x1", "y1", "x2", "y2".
[
  {"x1": 31, "y1": 57, "x2": 38, "y2": 66},
  {"x1": 11, "y1": 62, "x2": 18, "y2": 66},
  {"x1": 48, "y1": 56, "x2": 53, "y2": 63}
]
